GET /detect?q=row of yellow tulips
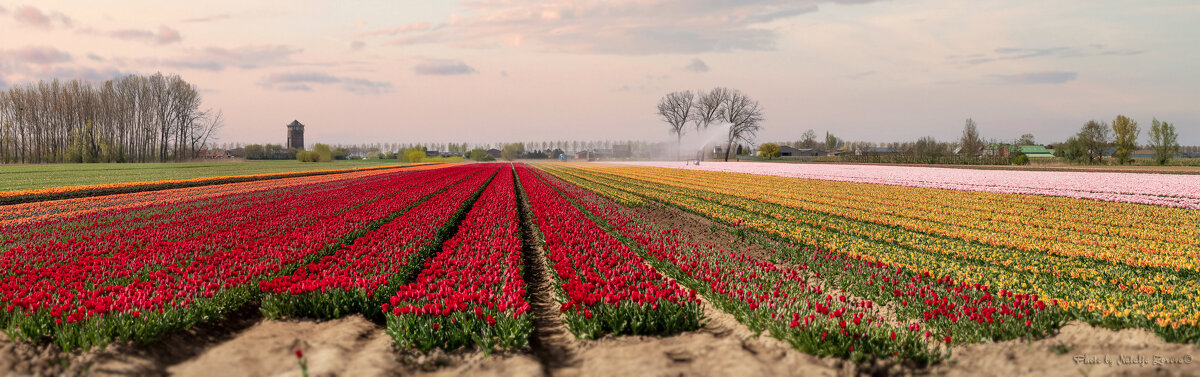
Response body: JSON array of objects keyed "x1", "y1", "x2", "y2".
[{"x1": 595, "y1": 166, "x2": 1200, "y2": 269}]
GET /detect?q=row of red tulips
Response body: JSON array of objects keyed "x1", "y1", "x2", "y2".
[
  {"x1": 0, "y1": 163, "x2": 424, "y2": 206},
  {"x1": 515, "y1": 165, "x2": 701, "y2": 339},
  {"x1": 0, "y1": 164, "x2": 434, "y2": 226},
  {"x1": 385, "y1": 166, "x2": 533, "y2": 352},
  {"x1": 259, "y1": 165, "x2": 499, "y2": 319},
  {"x1": 2, "y1": 168, "x2": 434, "y2": 314},
  {"x1": 0, "y1": 166, "x2": 473, "y2": 351},
  {"x1": 0, "y1": 167, "x2": 413, "y2": 253}
]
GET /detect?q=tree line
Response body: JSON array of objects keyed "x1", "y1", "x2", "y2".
[
  {"x1": 1056, "y1": 116, "x2": 1181, "y2": 165},
  {"x1": 216, "y1": 140, "x2": 666, "y2": 160},
  {"x1": 0, "y1": 73, "x2": 222, "y2": 164},
  {"x1": 756, "y1": 116, "x2": 1184, "y2": 166}
]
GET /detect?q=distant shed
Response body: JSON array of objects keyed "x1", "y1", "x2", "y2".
[
  {"x1": 1017, "y1": 145, "x2": 1054, "y2": 158},
  {"x1": 780, "y1": 145, "x2": 820, "y2": 157}
]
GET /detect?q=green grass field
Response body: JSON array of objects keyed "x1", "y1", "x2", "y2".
[{"x1": 0, "y1": 160, "x2": 408, "y2": 192}]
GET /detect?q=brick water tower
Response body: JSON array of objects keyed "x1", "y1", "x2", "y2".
[{"x1": 286, "y1": 120, "x2": 305, "y2": 150}]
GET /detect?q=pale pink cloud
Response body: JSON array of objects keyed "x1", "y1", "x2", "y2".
[
  {"x1": 13, "y1": 6, "x2": 50, "y2": 28},
  {"x1": 107, "y1": 26, "x2": 182, "y2": 45},
  {"x1": 12, "y1": 5, "x2": 73, "y2": 29},
  {"x1": 413, "y1": 59, "x2": 476, "y2": 75},
  {"x1": 356, "y1": 22, "x2": 432, "y2": 38},
  {"x1": 182, "y1": 13, "x2": 231, "y2": 23},
  {"x1": 377, "y1": 0, "x2": 845, "y2": 54},
  {"x1": 40, "y1": 66, "x2": 130, "y2": 83},
  {"x1": 0, "y1": 46, "x2": 73, "y2": 65},
  {"x1": 258, "y1": 71, "x2": 391, "y2": 95},
  {"x1": 683, "y1": 58, "x2": 709, "y2": 72},
  {"x1": 197, "y1": 45, "x2": 302, "y2": 69},
  {"x1": 0, "y1": 64, "x2": 130, "y2": 85},
  {"x1": 143, "y1": 44, "x2": 303, "y2": 71},
  {"x1": 156, "y1": 26, "x2": 182, "y2": 44}
]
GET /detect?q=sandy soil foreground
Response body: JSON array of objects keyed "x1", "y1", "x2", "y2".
[{"x1": 2, "y1": 313, "x2": 1197, "y2": 377}]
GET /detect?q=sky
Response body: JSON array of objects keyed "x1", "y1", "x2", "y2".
[{"x1": 2, "y1": 0, "x2": 1198, "y2": 146}]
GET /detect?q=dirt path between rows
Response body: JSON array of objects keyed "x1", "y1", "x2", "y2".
[
  {"x1": 631, "y1": 203, "x2": 779, "y2": 263},
  {"x1": 516, "y1": 176, "x2": 582, "y2": 376},
  {"x1": 567, "y1": 297, "x2": 842, "y2": 377}
]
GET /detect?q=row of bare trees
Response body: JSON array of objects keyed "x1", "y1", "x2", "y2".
[
  {"x1": 0, "y1": 73, "x2": 222, "y2": 164},
  {"x1": 658, "y1": 87, "x2": 764, "y2": 161}
]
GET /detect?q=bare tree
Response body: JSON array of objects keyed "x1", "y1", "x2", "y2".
[
  {"x1": 719, "y1": 89, "x2": 764, "y2": 162},
  {"x1": 691, "y1": 87, "x2": 729, "y2": 132},
  {"x1": 1078, "y1": 120, "x2": 1111, "y2": 163},
  {"x1": 191, "y1": 110, "x2": 223, "y2": 154},
  {"x1": 959, "y1": 118, "x2": 982, "y2": 156},
  {"x1": 657, "y1": 91, "x2": 695, "y2": 160},
  {"x1": 913, "y1": 136, "x2": 945, "y2": 161},
  {"x1": 824, "y1": 131, "x2": 840, "y2": 152},
  {"x1": 800, "y1": 129, "x2": 817, "y2": 148},
  {"x1": 1016, "y1": 133, "x2": 1036, "y2": 146}
]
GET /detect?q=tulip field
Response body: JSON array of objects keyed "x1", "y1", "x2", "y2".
[
  {"x1": 2, "y1": 161, "x2": 1197, "y2": 373},
  {"x1": 618, "y1": 161, "x2": 1200, "y2": 209},
  {"x1": 539, "y1": 163, "x2": 1200, "y2": 342}
]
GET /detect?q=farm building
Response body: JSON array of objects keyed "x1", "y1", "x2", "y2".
[
  {"x1": 486, "y1": 149, "x2": 501, "y2": 159},
  {"x1": 1132, "y1": 149, "x2": 1174, "y2": 159},
  {"x1": 611, "y1": 144, "x2": 632, "y2": 158},
  {"x1": 286, "y1": 120, "x2": 305, "y2": 150},
  {"x1": 981, "y1": 144, "x2": 1010, "y2": 157},
  {"x1": 1100, "y1": 148, "x2": 1178, "y2": 160},
  {"x1": 854, "y1": 147, "x2": 899, "y2": 156},
  {"x1": 198, "y1": 149, "x2": 233, "y2": 159},
  {"x1": 1017, "y1": 145, "x2": 1054, "y2": 158},
  {"x1": 780, "y1": 145, "x2": 819, "y2": 156}
]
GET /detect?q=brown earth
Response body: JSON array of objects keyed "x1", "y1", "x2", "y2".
[
  {"x1": 562, "y1": 296, "x2": 842, "y2": 377},
  {"x1": 631, "y1": 203, "x2": 778, "y2": 263},
  {"x1": 5, "y1": 311, "x2": 1194, "y2": 377},
  {"x1": 0, "y1": 301, "x2": 840, "y2": 377},
  {"x1": 928, "y1": 321, "x2": 1199, "y2": 377}
]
